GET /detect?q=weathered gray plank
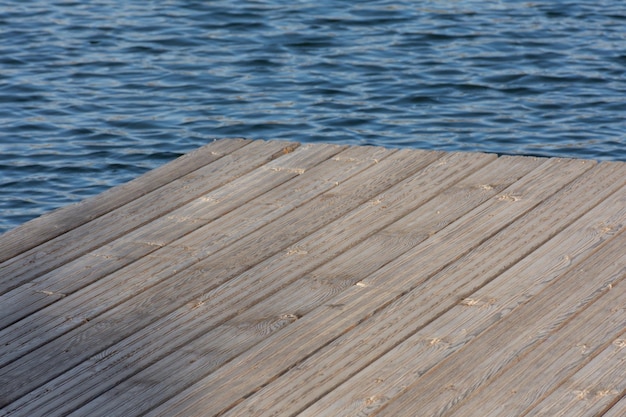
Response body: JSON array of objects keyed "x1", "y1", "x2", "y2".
[
  {"x1": 602, "y1": 395, "x2": 626, "y2": 417},
  {"x1": 0, "y1": 148, "x2": 439, "y2": 412},
  {"x1": 374, "y1": 230, "x2": 626, "y2": 417},
  {"x1": 0, "y1": 138, "x2": 252, "y2": 262},
  {"x1": 58, "y1": 152, "x2": 504, "y2": 416},
  {"x1": 427, "y1": 259, "x2": 626, "y2": 417},
  {"x1": 2, "y1": 139, "x2": 625, "y2": 417},
  {"x1": 0, "y1": 145, "x2": 441, "y2": 408},
  {"x1": 145, "y1": 157, "x2": 594, "y2": 416},
  {"x1": 0, "y1": 139, "x2": 298, "y2": 293},
  {"x1": 523, "y1": 333, "x2": 626, "y2": 417},
  {"x1": 297, "y1": 169, "x2": 626, "y2": 417},
  {"x1": 0, "y1": 142, "x2": 372, "y2": 366},
  {"x1": 223, "y1": 161, "x2": 625, "y2": 417},
  {"x1": 0, "y1": 141, "x2": 347, "y2": 330}
]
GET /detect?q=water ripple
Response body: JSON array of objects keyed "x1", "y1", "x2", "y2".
[{"x1": 1, "y1": 0, "x2": 625, "y2": 233}]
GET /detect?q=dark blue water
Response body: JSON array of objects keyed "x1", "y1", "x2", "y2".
[{"x1": 1, "y1": 0, "x2": 625, "y2": 234}]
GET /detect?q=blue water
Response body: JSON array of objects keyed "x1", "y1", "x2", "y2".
[{"x1": 1, "y1": 0, "x2": 625, "y2": 234}]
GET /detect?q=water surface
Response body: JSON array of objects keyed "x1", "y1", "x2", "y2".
[{"x1": 1, "y1": 0, "x2": 625, "y2": 233}]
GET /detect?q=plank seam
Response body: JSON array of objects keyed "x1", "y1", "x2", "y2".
[
  {"x1": 0, "y1": 140, "x2": 299, "y2": 294},
  {"x1": 0, "y1": 144, "x2": 406, "y2": 407},
  {"x1": 0, "y1": 139, "x2": 253, "y2": 261},
  {"x1": 280, "y1": 159, "x2": 615, "y2": 416}
]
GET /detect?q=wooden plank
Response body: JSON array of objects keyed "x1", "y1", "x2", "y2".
[
  {"x1": 0, "y1": 145, "x2": 443, "y2": 408},
  {"x1": 3, "y1": 140, "x2": 625, "y2": 417},
  {"x1": 52, "y1": 152, "x2": 507, "y2": 416},
  {"x1": 0, "y1": 139, "x2": 298, "y2": 293},
  {"x1": 522, "y1": 333, "x2": 626, "y2": 416},
  {"x1": 0, "y1": 138, "x2": 252, "y2": 262},
  {"x1": 373, "y1": 230, "x2": 626, "y2": 417},
  {"x1": 144, "y1": 157, "x2": 594, "y2": 416},
  {"x1": 297, "y1": 169, "x2": 626, "y2": 417},
  {"x1": 0, "y1": 142, "x2": 379, "y2": 365},
  {"x1": 222, "y1": 162, "x2": 625, "y2": 417},
  {"x1": 428, "y1": 263, "x2": 626, "y2": 417},
  {"x1": 0, "y1": 148, "x2": 440, "y2": 412},
  {"x1": 0, "y1": 142, "x2": 348, "y2": 330},
  {"x1": 603, "y1": 395, "x2": 626, "y2": 417}
]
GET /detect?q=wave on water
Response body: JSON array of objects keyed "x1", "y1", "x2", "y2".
[{"x1": 1, "y1": 0, "x2": 625, "y2": 233}]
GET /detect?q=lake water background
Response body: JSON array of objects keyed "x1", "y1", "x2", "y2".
[{"x1": 1, "y1": 0, "x2": 625, "y2": 234}]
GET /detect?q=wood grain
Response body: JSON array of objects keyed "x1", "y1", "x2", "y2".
[
  {"x1": 374, "y1": 230, "x2": 626, "y2": 417},
  {"x1": 602, "y1": 395, "x2": 626, "y2": 417},
  {"x1": 225, "y1": 163, "x2": 625, "y2": 417},
  {"x1": 62, "y1": 152, "x2": 497, "y2": 417},
  {"x1": 0, "y1": 138, "x2": 252, "y2": 262},
  {"x1": 264, "y1": 167, "x2": 626, "y2": 417},
  {"x1": 0, "y1": 141, "x2": 346, "y2": 330},
  {"x1": 1, "y1": 140, "x2": 624, "y2": 417},
  {"x1": 0, "y1": 139, "x2": 297, "y2": 293},
  {"x1": 145, "y1": 158, "x2": 595, "y2": 416},
  {"x1": 0, "y1": 144, "x2": 435, "y2": 407},
  {"x1": 523, "y1": 331, "x2": 626, "y2": 417}
]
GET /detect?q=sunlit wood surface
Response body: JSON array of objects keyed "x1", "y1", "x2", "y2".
[{"x1": 1, "y1": 138, "x2": 624, "y2": 416}]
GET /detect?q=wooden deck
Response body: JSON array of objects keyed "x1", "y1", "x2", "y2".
[{"x1": 1, "y1": 138, "x2": 625, "y2": 416}]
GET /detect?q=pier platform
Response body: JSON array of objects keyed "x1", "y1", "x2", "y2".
[{"x1": 1, "y1": 139, "x2": 625, "y2": 416}]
